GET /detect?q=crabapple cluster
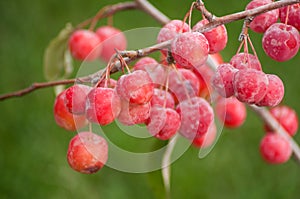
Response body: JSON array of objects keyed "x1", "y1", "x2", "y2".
[
  {"x1": 52, "y1": 1, "x2": 300, "y2": 174},
  {"x1": 245, "y1": 0, "x2": 300, "y2": 61}
]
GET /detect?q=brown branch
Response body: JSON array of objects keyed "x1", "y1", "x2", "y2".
[
  {"x1": 135, "y1": 0, "x2": 170, "y2": 25},
  {"x1": 76, "y1": 1, "x2": 138, "y2": 29},
  {"x1": 0, "y1": 79, "x2": 76, "y2": 101},
  {"x1": 194, "y1": 0, "x2": 300, "y2": 33}
]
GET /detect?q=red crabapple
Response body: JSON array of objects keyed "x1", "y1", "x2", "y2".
[
  {"x1": 97, "y1": 79, "x2": 117, "y2": 88},
  {"x1": 133, "y1": 57, "x2": 166, "y2": 86},
  {"x1": 65, "y1": 84, "x2": 92, "y2": 115},
  {"x1": 193, "y1": 64, "x2": 215, "y2": 98},
  {"x1": 260, "y1": 133, "x2": 292, "y2": 164},
  {"x1": 116, "y1": 70, "x2": 154, "y2": 104},
  {"x1": 168, "y1": 68, "x2": 200, "y2": 102},
  {"x1": 117, "y1": 100, "x2": 150, "y2": 125},
  {"x1": 157, "y1": 20, "x2": 190, "y2": 54},
  {"x1": 86, "y1": 87, "x2": 121, "y2": 126},
  {"x1": 233, "y1": 68, "x2": 269, "y2": 104},
  {"x1": 176, "y1": 97, "x2": 214, "y2": 140},
  {"x1": 192, "y1": 122, "x2": 217, "y2": 148},
  {"x1": 67, "y1": 132, "x2": 108, "y2": 174},
  {"x1": 171, "y1": 32, "x2": 209, "y2": 70},
  {"x1": 96, "y1": 26, "x2": 127, "y2": 62},
  {"x1": 246, "y1": 0, "x2": 279, "y2": 33},
  {"x1": 151, "y1": 88, "x2": 175, "y2": 109},
  {"x1": 69, "y1": 29, "x2": 102, "y2": 61},
  {"x1": 262, "y1": 23, "x2": 300, "y2": 62},
  {"x1": 256, "y1": 74, "x2": 284, "y2": 107},
  {"x1": 266, "y1": 105, "x2": 299, "y2": 136},
  {"x1": 54, "y1": 91, "x2": 88, "y2": 131},
  {"x1": 230, "y1": 53, "x2": 262, "y2": 71},
  {"x1": 211, "y1": 63, "x2": 237, "y2": 98},
  {"x1": 192, "y1": 19, "x2": 228, "y2": 53},
  {"x1": 279, "y1": 4, "x2": 300, "y2": 31},
  {"x1": 215, "y1": 97, "x2": 246, "y2": 128},
  {"x1": 146, "y1": 106, "x2": 181, "y2": 140}
]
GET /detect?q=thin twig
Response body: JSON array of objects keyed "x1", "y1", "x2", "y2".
[
  {"x1": 162, "y1": 134, "x2": 179, "y2": 199},
  {"x1": 135, "y1": 0, "x2": 170, "y2": 25},
  {"x1": 0, "y1": 79, "x2": 76, "y2": 101},
  {"x1": 76, "y1": 1, "x2": 138, "y2": 29}
]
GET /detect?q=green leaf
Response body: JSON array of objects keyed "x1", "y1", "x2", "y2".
[{"x1": 43, "y1": 23, "x2": 74, "y2": 81}]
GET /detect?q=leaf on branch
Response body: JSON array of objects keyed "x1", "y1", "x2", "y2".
[{"x1": 43, "y1": 23, "x2": 74, "y2": 81}]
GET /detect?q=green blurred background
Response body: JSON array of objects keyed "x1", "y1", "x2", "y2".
[{"x1": 1, "y1": 0, "x2": 300, "y2": 198}]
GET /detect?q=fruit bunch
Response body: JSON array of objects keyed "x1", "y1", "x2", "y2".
[{"x1": 51, "y1": 0, "x2": 300, "y2": 174}]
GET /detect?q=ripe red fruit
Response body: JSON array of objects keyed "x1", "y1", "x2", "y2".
[
  {"x1": 176, "y1": 97, "x2": 214, "y2": 140},
  {"x1": 233, "y1": 68, "x2": 269, "y2": 104},
  {"x1": 168, "y1": 68, "x2": 200, "y2": 102},
  {"x1": 116, "y1": 70, "x2": 154, "y2": 104},
  {"x1": 211, "y1": 63, "x2": 237, "y2": 98},
  {"x1": 69, "y1": 29, "x2": 102, "y2": 61},
  {"x1": 171, "y1": 32, "x2": 209, "y2": 70},
  {"x1": 193, "y1": 64, "x2": 215, "y2": 98},
  {"x1": 151, "y1": 88, "x2": 175, "y2": 109},
  {"x1": 117, "y1": 101, "x2": 150, "y2": 125},
  {"x1": 86, "y1": 87, "x2": 121, "y2": 126},
  {"x1": 262, "y1": 23, "x2": 300, "y2": 62},
  {"x1": 95, "y1": 26, "x2": 127, "y2": 62},
  {"x1": 54, "y1": 91, "x2": 88, "y2": 131},
  {"x1": 192, "y1": 122, "x2": 217, "y2": 148},
  {"x1": 67, "y1": 132, "x2": 108, "y2": 174},
  {"x1": 246, "y1": 0, "x2": 279, "y2": 33},
  {"x1": 192, "y1": 19, "x2": 228, "y2": 53},
  {"x1": 256, "y1": 74, "x2": 284, "y2": 107},
  {"x1": 146, "y1": 106, "x2": 181, "y2": 140},
  {"x1": 64, "y1": 84, "x2": 91, "y2": 115},
  {"x1": 279, "y1": 4, "x2": 300, "y2": 31},
  {"x1": 260, "y1": 133, "x2": 292, "y2": 164},
  {"x1": 230, "y1": 53, "x2": 262, "y2": 71},
  {"x1": 215, "y1": 97, "x2": 246, "y2": 128},
  {"x1": 266, "y1": 105, "x2": 299, "y2": 136},
  {"x1": 157, "y1": 20, "x2": 190, "y2": 55},
  {"x1": 133, "y1": 57, "x2": 166, "y2": 86}
]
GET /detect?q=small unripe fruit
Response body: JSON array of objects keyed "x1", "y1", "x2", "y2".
[
  {"x1": 260, "y1": 133, "x2": 292, "y2": 164},
  {"x1": 54, "y1": 91, "x2": 88, "y2": 131},
  {"x1": 86, "y1": 88, "x2": 121, "y2": 126},
  {"x1": 69, "y1": 29, "x2": 102, "y2": 61},
  {"x1": 67, "y1": 132, "x2": 108, "y2": 174},
  {"x1": 116, "y1": 70, "x2": 154, "y2": 104}
]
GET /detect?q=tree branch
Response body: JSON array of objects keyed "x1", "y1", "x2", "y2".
[
  {"x1": 194, "y1": 0, "x2": 300, "y2": 32},
  {"x1": 0, "y1": 79, "x2": 76, "y2": 101},
  {"x1": 135, "y1": 0, "x2": 170, "y2": 25}
]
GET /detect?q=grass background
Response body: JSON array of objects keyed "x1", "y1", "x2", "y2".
[{"x1": 0, "y1": 0, "x2": 300, "y2": 198}]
